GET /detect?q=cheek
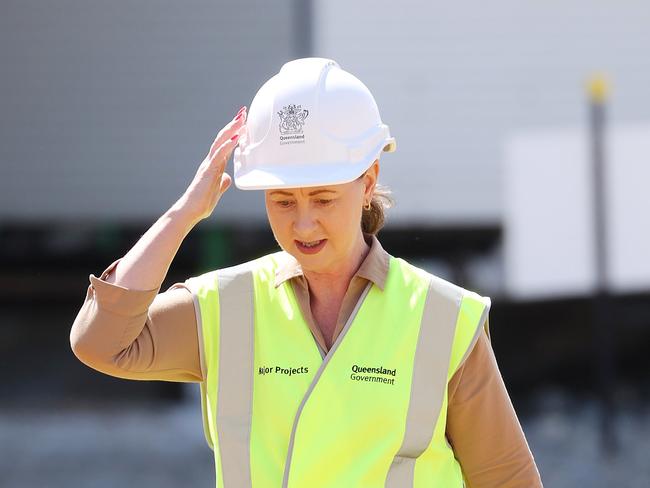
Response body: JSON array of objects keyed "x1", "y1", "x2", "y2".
[
  {"x1": 266, "y1": 207, "x2": 293, "y2": 243},
  {"x1": 265, "y1": 204, "x2": 281, "y2": 237},
  {"x1": 325, "y1": 201, "x2": 362, "y2": 244}
]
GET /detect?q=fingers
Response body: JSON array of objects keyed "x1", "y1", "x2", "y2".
[
  {"x1": 208, "y1": 129, "x2": 242, "y2": 175},
  {"x1": 208, "y1": 107, "x2": 247, "y2": 160},
  {"x1": 219, "y1": 172, "x2": 232, "y2": 194}
]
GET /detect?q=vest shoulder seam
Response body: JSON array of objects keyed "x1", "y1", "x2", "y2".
[
  {"x1": 394, "y1": 256, "x2": 464, "y2": 294},
  {"x1": 393, "y1": 256, "x2": 491, "y2": 303},
  {"x1": 185, "y1": 252, "x2": 282, "y2": 285}
]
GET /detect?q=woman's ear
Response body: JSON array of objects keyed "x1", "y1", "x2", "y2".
[{"x1": 364, "y1": 159, "x2": 379, "y2": 199}]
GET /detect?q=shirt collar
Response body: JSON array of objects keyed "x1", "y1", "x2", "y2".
[{"x1": 274, "y1": 234, "x2": 391, "y2": 291}]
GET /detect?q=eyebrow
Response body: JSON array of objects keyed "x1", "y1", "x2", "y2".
[{"x1": 269, "y1": 189, "x2": 337, "y2": 197}]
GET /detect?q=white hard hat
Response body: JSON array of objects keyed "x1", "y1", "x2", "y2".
[{"x1": 233, "y1": 57, "x2": 396, "y2": 190}]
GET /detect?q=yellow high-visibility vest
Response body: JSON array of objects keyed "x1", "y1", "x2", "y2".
[{"x1": 185, "y1": 252, "x2": 491, "y2": 488}]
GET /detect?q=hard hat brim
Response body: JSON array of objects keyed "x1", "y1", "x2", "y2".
[
  {"x1": 234, "y1": 138, "x2": 396, "y2": 190},
  {"x1": 233, "y1": 133, "x2": 396, "y2": 190},
  {"x1": 234, "y1": 160, "x2": 372, "y2": 191}
]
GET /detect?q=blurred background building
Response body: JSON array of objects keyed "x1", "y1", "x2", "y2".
[{"x1": 1, "y1": 1, "x2": 649, "y2": 486}]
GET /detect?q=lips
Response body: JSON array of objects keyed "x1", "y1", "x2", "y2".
[
  {"x1": 295, "y1": 239, "x2": 327, "y2": 254},
  {"x1": 299, "y1": 239, "x2": 322, "y2": 247}
]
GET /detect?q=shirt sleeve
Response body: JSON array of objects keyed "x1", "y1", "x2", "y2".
[
  {"x1": 69, "y1": 257, "x2": 203, "y2": 383},
  {"x1": 446, "y1": 331, "x2": 543, "y2": 488}
]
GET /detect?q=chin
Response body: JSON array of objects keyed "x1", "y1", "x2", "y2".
[{"x1": 292, "y1": 252, "x2": 332, "y2": 273}]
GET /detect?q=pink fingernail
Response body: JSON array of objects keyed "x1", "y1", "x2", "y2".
[{"x1": 230, "y1": 134, "x2": 239, "y2": 142}]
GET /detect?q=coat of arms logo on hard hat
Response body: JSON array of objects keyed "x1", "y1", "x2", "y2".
[{"x1": 277, "y1": 104, "x2": 309, "y2": 145}]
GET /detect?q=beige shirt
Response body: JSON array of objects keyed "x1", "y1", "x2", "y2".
[{"x1": 70, "y1": 235, "x2": 542, "y2": 487}]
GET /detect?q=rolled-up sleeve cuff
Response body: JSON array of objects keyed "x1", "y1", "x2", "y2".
[{"x1": 88, "y1": 258, "x2": 161, "y2": 316}]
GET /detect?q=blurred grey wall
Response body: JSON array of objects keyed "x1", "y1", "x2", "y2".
[
  {"x1": 0, "y1": 0, "x2": 298, "y2": 224},
  {"x1": 314, "y1": 0, "x2": 650, "y2": 225},
  {"x1": 1, "y1": 1, "x2": 649, "y2": 227}
]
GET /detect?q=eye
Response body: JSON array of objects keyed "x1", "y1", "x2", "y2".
[
  {"x1": 316, "y1": 198, "x2": 333, "y2": 206},
  {"x1": 276, "y1": 200, "x2": 294, "y2": 208}
]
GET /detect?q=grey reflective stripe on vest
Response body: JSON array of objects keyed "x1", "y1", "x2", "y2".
[
  {"x1": 215, "y1": 265, "x2": 255, "y2": 488},
  {"x1": 385, "y1": 275, "x2": 464, "y2": 487}
]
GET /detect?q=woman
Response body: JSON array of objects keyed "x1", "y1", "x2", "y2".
[{"x1": 70, "y1": 58, "x2": 542, "y2": 487}]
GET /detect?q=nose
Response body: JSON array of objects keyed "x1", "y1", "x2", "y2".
[{"x1": 293, "y1": 206, "x2": 318, "y2": 238}]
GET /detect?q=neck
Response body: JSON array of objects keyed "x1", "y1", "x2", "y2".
[{"x1": 303, "y1": 233, "x2": 371, "y2": 305}]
